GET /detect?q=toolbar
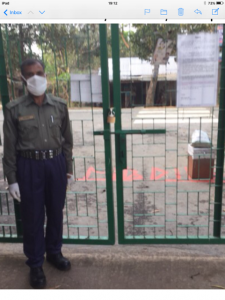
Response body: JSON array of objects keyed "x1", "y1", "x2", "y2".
[{"x1": 1, "y1": 0, "x2": 224, "y2": 19}]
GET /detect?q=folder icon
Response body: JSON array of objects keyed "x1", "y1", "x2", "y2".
[{"x1": 160, "y1": 9, "x2": 167, "y2": 15}]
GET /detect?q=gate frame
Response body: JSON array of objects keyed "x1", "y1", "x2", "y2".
[
  {"x1": 111, "y1": 23, "x2": 225, "y2": 244},
  {"x1": 0, "y1": 24, "x2": 115, "y2": 245}
]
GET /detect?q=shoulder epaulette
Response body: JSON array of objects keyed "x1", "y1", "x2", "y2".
[
  {"x1": 5, "y1": 95, "x2": 28, "y2": 109},
  {"x1": 48, "y1": 94, "x2": 67, "y2": 105}
]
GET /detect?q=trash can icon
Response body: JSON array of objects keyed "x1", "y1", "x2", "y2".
[{"x1": 178, "y1": 8, "x2": 184, "y2": 16}]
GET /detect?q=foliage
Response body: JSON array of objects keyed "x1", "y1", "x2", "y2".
[
  {"x1": 130, "y1": 24, "x2": 217, "y2": 60},
  {"x1": 129, "y1": 24, "x2": 217, "y2": 106}
]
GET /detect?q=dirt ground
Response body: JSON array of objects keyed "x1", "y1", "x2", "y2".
[{"x1": 0, "y1": 106, "x2": 225, "y2": 242}]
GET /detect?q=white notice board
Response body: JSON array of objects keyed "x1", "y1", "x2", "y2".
[{"x1": 176, "y1": 33, "x2": 219, "y2": 107}]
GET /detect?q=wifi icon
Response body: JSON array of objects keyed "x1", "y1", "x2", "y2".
[{"x1": 178, "y1": 8, "x2": 184, "y2": 16}]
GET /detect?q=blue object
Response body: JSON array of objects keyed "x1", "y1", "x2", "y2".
[
  {"x1": 194, "y1": 9, "x2": 202, "y2": 14},
  {"x1": 4, "y1": 9, "x2": 7, "y2": 16},
  {"x1": 144, "y1": 9, "x2": 150, "y2": 15},
  {"x1": 178, "y1": 8, "x2": 184, "y2": 16},
  {"x1": 160, "y1": 9, "x2": 167, "y2": 15},
  {"x1": 212, "y1": 8, "x2": 219, "y2": 15},
  {"x1": 39, "y1": 11, "x2": 45, "y2": 14},
  {"x1": 17, "y1": 153, "x2": 67, "y2": 268}
]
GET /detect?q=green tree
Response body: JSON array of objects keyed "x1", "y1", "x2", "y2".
[{"x1": 0, "y1": 24, "x2": 103, "y2": 102}]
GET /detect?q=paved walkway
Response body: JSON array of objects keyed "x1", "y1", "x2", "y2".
[{"x1": 1, "y1": 243, "x2": 225, "y2": 289}]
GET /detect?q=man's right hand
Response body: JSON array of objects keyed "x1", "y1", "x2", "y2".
[{"x1": 8, "y1": 183, "x2": 21, "y2": 202}]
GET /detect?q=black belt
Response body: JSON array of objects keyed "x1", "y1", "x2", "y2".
[{"x1": 19, "y1": 148, "x2": 62, "y2": 160}]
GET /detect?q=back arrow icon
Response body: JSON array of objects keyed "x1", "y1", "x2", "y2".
[{"x1": 4, "y1": 9, "x2": 7, "y2": 16}]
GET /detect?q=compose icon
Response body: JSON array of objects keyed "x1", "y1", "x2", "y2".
[
  {"x1": 160, "y1": 9, "x2": 167, "y2": 15},
  {"x1": 212, "y1": 8, "x2": 219, "y2": 15},
  {"x1": 178, "y1": 8, "x2": 184, "y2": 16}
]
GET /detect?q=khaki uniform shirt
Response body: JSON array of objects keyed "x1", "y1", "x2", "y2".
[{"x1": 3, "y1": 93, "x2": 73, "y2": 184}]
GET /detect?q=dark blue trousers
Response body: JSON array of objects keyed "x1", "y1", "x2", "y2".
[{"x1": 16, "y1": 153, "x2": 67, "y2": 268}]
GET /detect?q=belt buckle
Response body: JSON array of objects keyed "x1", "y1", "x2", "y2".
[{"x1": 49, "y1": 150, "x2": 53, "y2": 159}]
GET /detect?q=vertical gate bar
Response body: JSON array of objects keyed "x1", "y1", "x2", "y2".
[
  {"x1": 87, "y1": 25, "x2": 100, "y2": 238},
  {"x1": 5, "y1": 25, "x2": 14, "y2": 100},
  {"x1": 28, "y1": 39, "x2": 32, "y2": 58},
  {"x1": 129, "y1": 24, "x2": 135, "y2": 238},
  {"x1": 213, "y1": 24, "x2": 225, "y2": 238},
  {"x1": 17, "y1": 24, "x2": 25, "y2": 95},
  {"x1": 129, "y1": 22, "x2": 135, "y2": 237},
  {"x1": 0, "y1": 25, "x2": 10, "y2": 114},
  {"x1": 17, "y1": 39, "x2": 25, "y2": 95},
  {"x1": 187, "y1": 118, "x2": 191, "y2": 180},
  {"x1": 0, "y1": 27, "x2": 22, "y2": 239},
  {"x1": 197, "y1": 192, "x2": 200, "y2": 215},
  {"x1": 99, "y1": 24, "x2": 115, "y2": 244},
  {"x1": 51, "y1": 25, "x2": 59, "y2": 96},
  {"x1": 208, "y1": 107, "x2": 214, "y2": 237},
  {"x1": 75, "y1": 37, "x2": 80, "y2": 69},
  {"x1": 111, "y1": 24, "x2": 125, "y2": 243},
  {"x1": 64, "y1": 38, "x2": 71, "y2": 108},
  {"x1": 0, "y1": 193, "x2": 2, "y2": 215},
  {"x1": 73, "y1": 156, "x2": 76, "y2": 180},
  {"x1": 164, "y1": 107, "x2": 166, "y2": 237},
  {"x1": 38, "y1": 25, "x2": 44, "y2": 63},
  {"x1": 65, "y1": 195, "x2": 69, "y2": 238},
  {"x1": 176, "y1": 106, "x2": 179, "y2": 237}
]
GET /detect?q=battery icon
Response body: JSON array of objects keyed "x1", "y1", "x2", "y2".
[{"x1": 216, "y1": 1, "x2": 224, "y2": 4}]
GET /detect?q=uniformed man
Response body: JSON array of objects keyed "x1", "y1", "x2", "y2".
[{"x1": 3, "y1": 58, "x2": 74, "y2": 289}]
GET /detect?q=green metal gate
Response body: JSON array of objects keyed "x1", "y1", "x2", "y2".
[
  {"x1": 111, "y1": 24, "x2": 225, "y2": 244},
  {"x1": 0, "y1": 24, "x2": 115, "y2": 244},
  {"x1": 0, "y1": 23, "x2": 225, "y2": 245}
]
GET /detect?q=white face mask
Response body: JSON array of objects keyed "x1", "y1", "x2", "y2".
[{"x1": 21, "y1": 75, "x2": 47, "y2": 96}]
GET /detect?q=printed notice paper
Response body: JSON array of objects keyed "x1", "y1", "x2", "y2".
[{"x1": 176, "y1": 33, "x2": 219, "y2": 107}]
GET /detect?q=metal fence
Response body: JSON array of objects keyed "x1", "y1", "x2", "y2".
[
  {"x1": 0, "y1": 24, "x2": 225, "y2": 244},
  {"x1": 0, "y1": 24, "x2": 115, "y2": 244},
  {"x1": 111, "y1": 24, "x2": 225, "y2": 243}
]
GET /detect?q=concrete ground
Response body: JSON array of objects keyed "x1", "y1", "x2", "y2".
[{"x1": 1, "y1": 243, "x2": 225, "y2": 289}]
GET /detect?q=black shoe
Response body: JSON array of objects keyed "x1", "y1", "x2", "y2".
[
  {"x1": 30, "y1": 267, "x2": 46, "y2": 289},
  {"x1": 47, "y1": 252, "x2": 71, "y2": 271}
]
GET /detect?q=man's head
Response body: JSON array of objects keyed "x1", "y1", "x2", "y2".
[
  {"x1": 20, "y1": 59, "x2": 47, "y2": 97},
  {"x1": 20, "y1": 58, "x2": 45, "y2": 82}
]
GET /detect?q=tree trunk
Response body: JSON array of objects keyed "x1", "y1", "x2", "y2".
[{"x1": 146, "y1": 63, "x2": 159, "y2": 107}]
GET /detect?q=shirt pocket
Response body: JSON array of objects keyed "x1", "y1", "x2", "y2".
[
  {"x1": 48, "y1": 116, "x2": 61, "y2": 139},
  {"x1": 18, "y1": 119, "x2": 39, "y2": 141}
]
